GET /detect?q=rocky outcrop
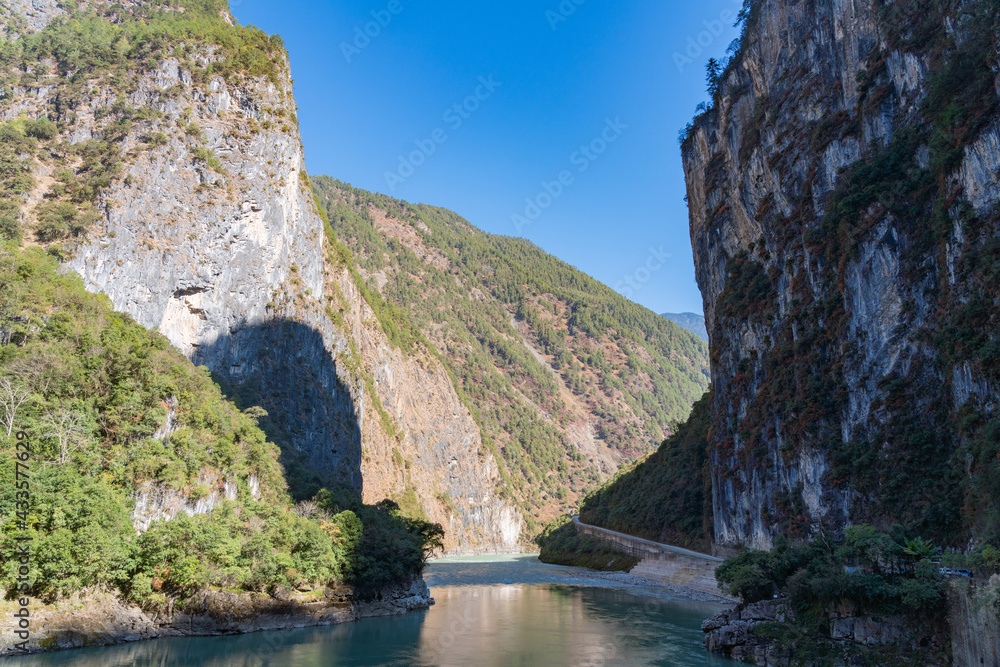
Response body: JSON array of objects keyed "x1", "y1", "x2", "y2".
[
  {"x1": 0, "y1": 579, "x2": 432, "y2": 656},
  {"x1": 1, "y1": 0, "x2": 63, "y2": 34},
  {"x1": 682, "y1": 0, "x2": 1000, "y2": 549},
  {"x1": 131, "y1": 470, "x2": 263, "y2": 532},
  {"x1": 703, "y1": 599, "x2": 948, "y2": 666},
  {"x1": 1, "y1": 2, "x2": 522, "y2": 553},
  {"x1": 948, "y1": 576, "x2": 1000, "y2": 667},
  {"x1": 702, "y1": 600, "x2": 796, "y2": 664}
]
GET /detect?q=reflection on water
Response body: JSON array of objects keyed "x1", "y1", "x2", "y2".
[
  {"x1": 6, "y1": 556, "x2": 731, "y2": 666},
  {"x1": 415, "y1": 584, "x2": 730, "y2": 667}
]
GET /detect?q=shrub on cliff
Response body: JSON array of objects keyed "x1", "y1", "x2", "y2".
[{"x1": 716, "y1": 527, "x2": 949, "y2": 617}]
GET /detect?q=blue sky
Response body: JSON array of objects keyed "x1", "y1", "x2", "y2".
[{"x1": 232, "y1": 0, "x2": 742, "y2": 316}]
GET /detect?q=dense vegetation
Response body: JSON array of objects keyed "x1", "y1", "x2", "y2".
[
  {"x1": 717, "y1": 528, "x2": 952, "y2": 611},
  {"x1": 534, "y1": 514, "x2": 639, "y2": 572},
  {"x1": 311, "y1": 176, "x2": 709, "y2": 528},
  {"x1": 579, "y1": 392, "x2": 714, "y2": 552},
  {"x1": 0, "y1": 0, "x2": 285, "y2": 85},
  {"x1": 715, "y1": 527, "x2": 999, "y2": 662},
  {"x1": 0, "y1": 246, "x2": 441, "y2": 604}
]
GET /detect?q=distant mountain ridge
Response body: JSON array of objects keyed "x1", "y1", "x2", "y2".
[
  {"x1": 660, "y1": 312, "x2": 707, "y2": 341},
  {"x1": 311, "y1": 176, "x2": 710, "y2": 530}
]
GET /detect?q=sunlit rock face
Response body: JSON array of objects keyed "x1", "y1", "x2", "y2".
[
  {"x1": 683, "y1": 0, "x2": 999, "y2": 549},
  {"x1": 3, "y1": 3, "x2": 522, "y2": 554}
]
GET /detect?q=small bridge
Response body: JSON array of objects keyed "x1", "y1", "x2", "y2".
[{"x1": 572, "y1": 516, "x2": 736, "y2": 601}]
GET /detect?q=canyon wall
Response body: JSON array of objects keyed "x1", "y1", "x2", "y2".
[
  {"x1": 1, "y1": 1, "x2": 521, "y2": 553},
  {"x1": 682, "y1": 0, "x2": 1000, "y2": 549}
]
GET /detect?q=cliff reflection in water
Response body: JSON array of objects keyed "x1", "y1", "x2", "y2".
[{"x1": 417, "y1": 584, "x2": 727, "y2": 666}]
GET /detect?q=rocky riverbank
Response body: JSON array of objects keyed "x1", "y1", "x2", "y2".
[
  {"x1": 0, "y1": 579, "x2": 431, "y2": 657},
  {"x1": 426, "y1": 553, "x2": 733, "y2": 605},
  {"x1": 702, "y1": 599, "x2": 949, "y2": 666},
  {"x1": 573, "y1": 569, "x2": 733, "y2": 604},
  {"x1": 701, "y1": 577, "x2": 1000, "y2": 666}
]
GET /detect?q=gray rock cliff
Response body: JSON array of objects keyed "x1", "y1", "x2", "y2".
[
  {"x1": 1, "y1": 2, "x2": 522, "y2": 553},
  {"x1": 683, "y1": 0, "x2": 1000, "y2": 548}
]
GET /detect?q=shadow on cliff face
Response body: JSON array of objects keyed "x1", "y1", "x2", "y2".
[{"x1": 193, "y1": 318, "x2": 362, "y2": 502}]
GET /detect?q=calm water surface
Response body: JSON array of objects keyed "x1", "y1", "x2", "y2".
[{"x1": 8, "y1": 555, "x2": 732, "y2": 666}]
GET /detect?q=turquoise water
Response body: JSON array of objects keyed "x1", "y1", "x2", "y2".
[{"x1": 8, "y1": 555, "x2": 732, "y2": 666}]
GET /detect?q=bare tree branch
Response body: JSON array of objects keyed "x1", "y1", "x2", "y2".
[
  {"x1": 41, "y1": 408, "x2": 86, "y2": 464},
  {"x1": 0, "y1": 377, "x2": 31, "y2": 437}
]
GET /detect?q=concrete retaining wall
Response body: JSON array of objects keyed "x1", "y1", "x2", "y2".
[{"x1": 573, "y1": 518, "x2": 736, "y2": 601}]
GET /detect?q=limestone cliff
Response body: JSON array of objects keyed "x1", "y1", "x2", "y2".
[
  {"x1": 0, "y1": 0, "x2": 521, "y2": 553},
  {"x1": 682, "y1": 0, "x2": 1000, "y2": 549}
]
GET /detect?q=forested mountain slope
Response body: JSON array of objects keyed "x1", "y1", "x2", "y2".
[{"x1": 312, "y1": 177, "x2": 710, "y2": 527}]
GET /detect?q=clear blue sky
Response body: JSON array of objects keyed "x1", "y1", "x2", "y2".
[{"x1": 232, "y1": 0, "x2": 742, "y2": 315}]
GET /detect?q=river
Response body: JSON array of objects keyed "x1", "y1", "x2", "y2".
[{"x1": 6, "y1": 554, "x2": 732, "y2": 666}]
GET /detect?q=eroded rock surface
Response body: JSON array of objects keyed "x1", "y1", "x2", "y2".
[{"x1": 683, "y1": 0, "x2": 1000, "y2": 549}]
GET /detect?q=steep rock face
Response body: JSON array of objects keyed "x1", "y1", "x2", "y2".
[
  {"x1": 1, "y1": 0, "x2": 63, "y2": 34},
  {"x1": 948, "y1": 576, "x2": 1000, "y2": 667},
  {"x1": 331, "y1": 267, "x2": 524, "y2": 553},
  {"x1": 683, "y1": 0, "x2": 1000, "y2": 548},
  {"x1": 55, "y1": 55, "x2": 369, "y2": 484},
  {"x1": 2, "y1": 3, "x2": 521, "y2": 553}
]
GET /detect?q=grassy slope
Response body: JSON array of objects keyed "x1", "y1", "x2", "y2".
[{"x1": 534, "y1": 514, "x2": 640, "y2": 572}]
